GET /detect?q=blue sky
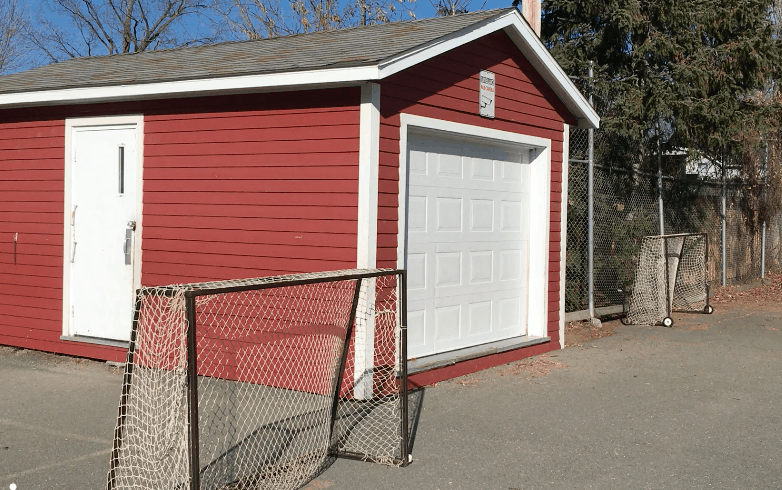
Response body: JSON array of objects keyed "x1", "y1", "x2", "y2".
[
  {"x1": 416, "y1": 0, "x2": 513, "y2": 18},
  {"x1": 30, "y1": 0, "x2": 516, "y2": 38},
  {"x1": 19, "y1": 0, "x2": 516, "y2": 72}
]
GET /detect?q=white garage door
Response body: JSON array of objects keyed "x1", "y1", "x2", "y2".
[{"x1": 405, "y1": 130, "x2": 531, "y2": 359}]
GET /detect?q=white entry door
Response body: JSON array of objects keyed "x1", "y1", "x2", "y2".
[
  {"x1": 68, "y1": 125, "x2": 139, "y2": 341},
  {"x1": 405, "y1": 130, "x2": 531, "y2": 358}
]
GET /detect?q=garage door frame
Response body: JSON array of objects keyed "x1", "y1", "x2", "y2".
[{"x1": 396, "y1": 113, "x2": 552, "y2": 353}]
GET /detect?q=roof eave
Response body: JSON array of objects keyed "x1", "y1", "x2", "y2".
[
  {"x1": 379, "y1": 9, "x2": 600, "y2": 128},
  {"x1": 375, "y1": 10, "x2": 598, "y2": 129},
  {"x1": 497, "y1": 13, "x2": 599, "y2": 129},
  {"x1": 0, "y1": 10, "x2": 599, "y2": 130},
  {"x1": 0, "y1": 65, "x2": 380, "y2": 109}
]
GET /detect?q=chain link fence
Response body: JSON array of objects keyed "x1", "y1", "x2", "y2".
[{"x1": 565, "y1": 89, "x2": 782, "y2": 314}]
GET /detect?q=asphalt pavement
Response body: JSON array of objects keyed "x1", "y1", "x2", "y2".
[{"x1": 1, "y1": 303, "x2": 780, "y2": 489}]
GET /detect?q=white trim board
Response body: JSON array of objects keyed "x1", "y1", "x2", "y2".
[
  {"x1": 356, "y1": 82, "x2": 381, "y2": 269},
  {"x1": 62, "y1": 115, "x2": 145, "y2": 340},
  {"x1": 396, "y1": 113, "x2": 552, "y2": 341},
  {"x1": 0, "y1": 11, "x2": 598, "y2": 129},
  {"x1": 559, "y1": 124, "x2": 570, "y2": 348},
  {"x1": 0, "y1": 67, "x2": 375, "y2": 109},
  {"x1": 354, "y1": 82, "x2": 381, "y2": 399}
]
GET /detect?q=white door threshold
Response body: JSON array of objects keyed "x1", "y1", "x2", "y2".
[
  {"x1": 408, "y1": 335, "x2": 550, "y2": 375},
  {"x1": 60, "y1": 335, "x2": 130, "y2": 349}
]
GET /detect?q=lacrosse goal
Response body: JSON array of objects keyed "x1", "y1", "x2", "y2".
[
  {"x1": 106, "y1": 268, "x2": 410, "y2": 490},
  {"x1": 623, "y1": 233, "x2": 713, "y2": 327}
]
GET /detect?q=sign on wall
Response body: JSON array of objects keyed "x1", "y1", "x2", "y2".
[{"x1": 479, "y1": 70, "x2": 495, "y2": 118}]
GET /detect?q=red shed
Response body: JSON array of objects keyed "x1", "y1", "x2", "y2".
[{"x1": 0, "y1": 8, "x2": 597, "y2": 384}]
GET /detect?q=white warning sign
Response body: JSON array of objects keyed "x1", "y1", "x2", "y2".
[{"x1": 479, "y1": 70, "x2": 495, "y2": 119}]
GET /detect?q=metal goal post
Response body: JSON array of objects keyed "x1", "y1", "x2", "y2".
[
  {"x1": 623, "y1": 233, "x2": 713, "y2": 326},
  {"x1": 107, "y1": 268, "x2": 410, "y2": 490}
]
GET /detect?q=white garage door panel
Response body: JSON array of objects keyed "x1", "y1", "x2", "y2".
[
  {"x1": 406, "y1": 131, "x2": 531, "y2": 358},
  {"x1": 409, "y1": 184, "x2": 530, "y2": 240},
  {"x1": 405, "y1": 302, "x2": 427, "y2": 351}
]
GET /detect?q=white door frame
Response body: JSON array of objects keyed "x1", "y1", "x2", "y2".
[
  {"x1": 62, "y1": 115, "x2": 145, "y2": 339},
  {"x1": 396, "y1": 113, "x2": 552, "y2": 341}
]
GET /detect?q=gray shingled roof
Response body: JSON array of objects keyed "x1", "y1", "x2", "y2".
[{"x1": 0, "y1": 9, "x2": 509, "y2": 95}]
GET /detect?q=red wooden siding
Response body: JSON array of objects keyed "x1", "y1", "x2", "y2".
[
  {"x1": 0, "y1": 120, "x2": 73, "y2": 355},
  {"x1": 0, "y1": 119, "x2": 123, "y2": 359},
  {"x1": 379, "y1": 31, "x2": 576, "y2": 349},
  {"x1": 0, "y1": 88, "x2": 361, "y2": 361},
  {"x1": 142, "y1": 88, "x2": 361, "y2": 285}
]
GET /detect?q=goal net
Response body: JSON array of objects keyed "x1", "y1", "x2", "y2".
[
  {"x1": 106, "y1": 269, "x2": 410, "y2": 490},
  {"x1": 624, "y1": 233, "x2": 712, "y2": 326}
]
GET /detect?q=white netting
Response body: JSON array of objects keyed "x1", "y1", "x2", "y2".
[
  {"x1": 107, "y1": 287, "x2": 191, "y2": 488},
  {"x1": 624, "y1": 234, "x2": 710, "y2": 325},
  {"x1": 107, "y1": 269, "x2": 408, "y2": 490},
  {"x1": 333, "y1": 274, "x2": 406, "y2": 465}
]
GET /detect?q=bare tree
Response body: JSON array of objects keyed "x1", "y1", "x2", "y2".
[
  {"x1": 220, "y1": 0, "x2": 415, "y2": 40},
  {"x1": 351, "y1": 0, "x2": 416, "y2": 26},
  {"x1": 429, "y1": 0, "x2": 483, "y2": 16},
  {"x1": 32, "y1": 0, "x2": 218, "y2": 61},
  {"x1": 0, "y1": 0, "x2": 32, "y2": 74},
  {"x1": 222, "y1": 0, "x2": 345, "y2": 38}
]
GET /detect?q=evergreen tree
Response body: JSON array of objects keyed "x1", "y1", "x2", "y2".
[{"x1": 540, "y1": 0, "x2": 782, "y2": 172}]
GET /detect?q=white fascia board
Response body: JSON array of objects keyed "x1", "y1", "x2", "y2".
[
  {"x1": 0, "y1": 65, "x2": 380, "y2": 108},
  {"x1": 378, "y1": 10, "x2": 599, "y2": 130}
]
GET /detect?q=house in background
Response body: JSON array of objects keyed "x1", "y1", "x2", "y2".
[{"x1": 0, "y1": 8, "x2": 597, "y2": 385}]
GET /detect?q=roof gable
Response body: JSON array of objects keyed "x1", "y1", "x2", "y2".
[{"x1": 0, "y1": 9, "x2": 597, "y2": 128}]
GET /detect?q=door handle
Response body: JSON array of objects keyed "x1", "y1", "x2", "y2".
[
  {"x1": 124, "y1": 230, "x2": 132, "y2": 265},
  {"x1": 124, "y1": 222, "x2": 135, "y2": 265}
]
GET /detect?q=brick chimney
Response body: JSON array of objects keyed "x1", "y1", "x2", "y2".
[{"x1": 520, "y1": 0, "x2": 541, "y2": 36}]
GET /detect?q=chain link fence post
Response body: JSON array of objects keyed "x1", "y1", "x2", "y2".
[
  {"x1": 762, "y1": 139, "x2": 768, "y2": 279},
  {"x1": 587, "y1": 61, "x2": 595, "y2": 319},
  {"x1": 657, "y1": 120, "x2": 665, "y2": 235},
  {"x1": 721, "y1": 153, "x2": 727, "y2": 286},
  {"x1": 762, "y1": 221, "x2": 767, "y2": 278}
]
